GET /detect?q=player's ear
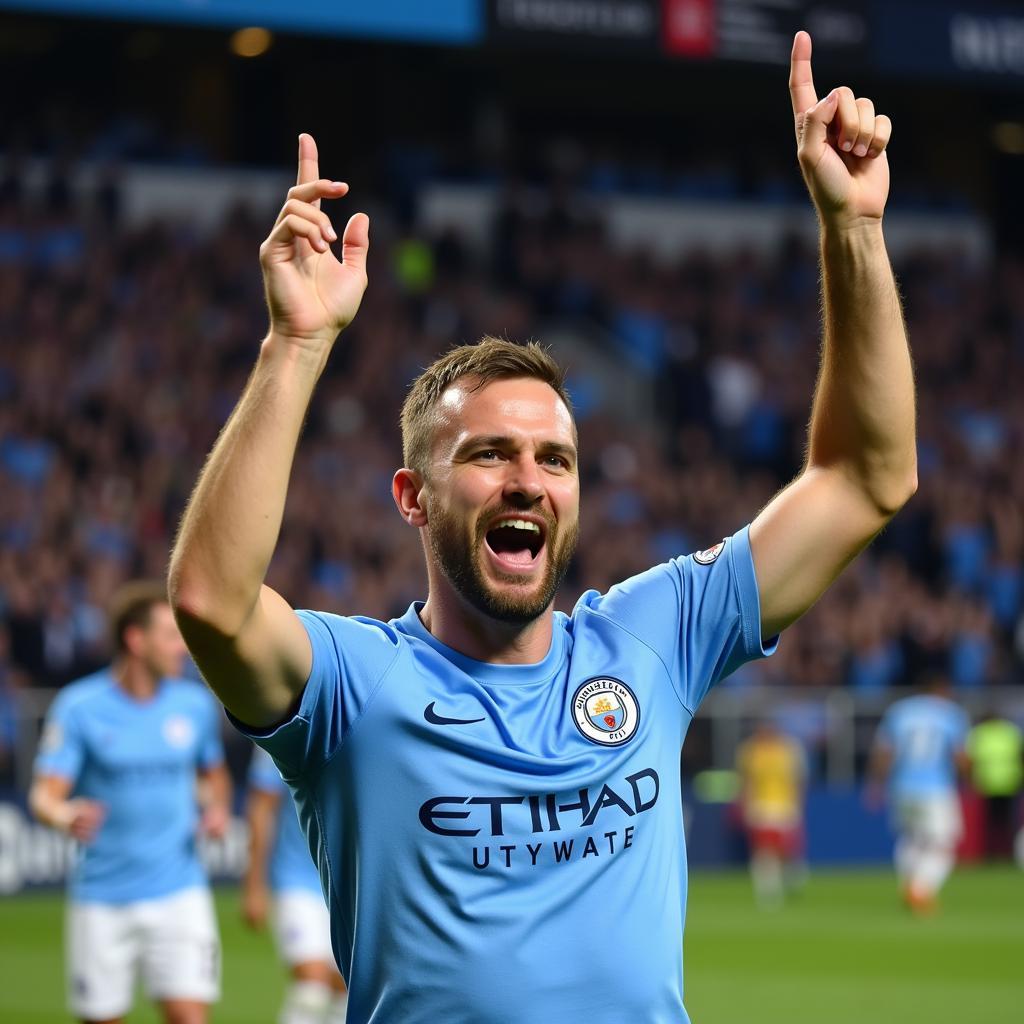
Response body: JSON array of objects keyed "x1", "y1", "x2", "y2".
[
  {"x1": 121, "y1": 623, "x2": 144, "y2": 658},
  {"x1": 393, "y1": 468, "x2": 428, "y2": 527}
]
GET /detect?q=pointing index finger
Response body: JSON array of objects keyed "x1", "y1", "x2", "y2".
[
  {"x1": 789, "y1": 30, "x2": 818, "y2": 116},
  {"x1": 297, "y1": 133, "x2": 320, "y2": 187}
]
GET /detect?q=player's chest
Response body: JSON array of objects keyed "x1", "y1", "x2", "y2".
[
  {"x1": 82, "y1": 704, "x2": 199, "y2": 779},
  {"x1": 343, "y1": 632, "x2": 687, "y2": 800}
]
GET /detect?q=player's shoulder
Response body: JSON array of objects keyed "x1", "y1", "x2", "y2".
[
  {"x1": 920, "y1": 694, "x2": 965, "y2": 723},
  {"x1": 567, "y1": 534, "x2": 743, "y2": 644},
  {"x1": 299, "y1": 607, "x2": 403, "y2": 650},
  {"x1": 574, "y1": 528, "x2": 749, "y2": 612},
  {"x1": 49, "y1": 669, "x2": 116, "y2": 716},
  {"x1": 887, "y1": 693, "x2": 924, "y2": 716}
]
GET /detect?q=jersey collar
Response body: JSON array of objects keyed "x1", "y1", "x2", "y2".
[{"x1": 395, "y1": 602, "x2": 567, "y2": 685}]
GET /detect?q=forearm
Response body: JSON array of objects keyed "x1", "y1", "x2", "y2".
[
  {"x1": 199, "y1": 765, "x2": 232, "y2": 813},
  {"x1": 170, "y1": 334, "x2": 327, "y2": 634},
  {"x1": 244, "y1": 798, "x2": 276, "y2": 887},
  {"x1": 807, "y1": 221, "x2": 916, "y2": 514},
  {"x1": 29, "y1": 785, "x2": 73, "y2": 831}
]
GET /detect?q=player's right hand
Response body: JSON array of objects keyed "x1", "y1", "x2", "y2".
[
  {"x1": 242, "y1": 882, "x2": 269, "y2": 929},
  {"x1": 66, "y1": 798, "x2": 105, "y2": 844},
  {"x1": 259, "y1": 133, "x2": 369, "y2": 352}
]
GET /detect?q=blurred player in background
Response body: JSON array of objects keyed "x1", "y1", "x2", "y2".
[
  {"x1": 966, "y1": 711, "x2": 1023, "y2": 861},
  {"x1": 243, "y1": 745, "x2": 348, "y2": 1024},
  {"x1": 169, "y1": 31, "x2": 917, "y2": 1023},
  {"x1": 736, "y1": 719, "x2": 807, "y2": 908},
  {"x1": 29, "y1": 581, "x2": 230, "y2": 1024},
  {"x1": 868, "y1": 674, "x2": 969, "y2": 915}
]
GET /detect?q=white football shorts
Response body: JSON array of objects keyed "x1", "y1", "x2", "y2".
[
  {"x1": 67, "y1": 886, "x2": 221, "y2": 1019},
  {"x1": 272, "y1": 888, "x2": 335, "y2": 966},
  {"x1": 893, "y1": 791, "x2": 963, "y2": 847}
]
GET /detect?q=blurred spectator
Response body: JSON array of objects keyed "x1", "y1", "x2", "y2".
[{"x1": 0, "y1": 153, "x2": 1021, "y2": 703}]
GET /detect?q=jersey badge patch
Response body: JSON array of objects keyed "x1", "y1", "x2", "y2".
[
  {"x1": 571, "y1": 678, "x2": 640, "y2": 747},
  {"x1": 162, "y1": 715, "x2": 195, "y2": 749},
  {"x1": 693, "y1": 539, "x2": 726, "y2": 565}
]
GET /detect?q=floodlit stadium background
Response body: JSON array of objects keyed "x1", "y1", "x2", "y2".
[{"x1": 0, "y1": 2, "x2": 1022, "y2": 1021}]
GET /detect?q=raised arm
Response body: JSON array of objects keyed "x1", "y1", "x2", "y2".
[
  {"x1": 749, "y1": 32, "x2": 917, "y2": 638},
  {"x1": 168, "y1": 134, "x2": 369, "y2": 727}
]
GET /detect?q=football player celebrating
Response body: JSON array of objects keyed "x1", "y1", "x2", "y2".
[{"x1": 170, "y1": 32, "x2": 915, "y2": 1023}]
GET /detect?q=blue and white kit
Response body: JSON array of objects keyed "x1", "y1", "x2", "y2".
[
  {"x1": 878, "y1": 694, "x2": 970, "y2": 800},
  {"x1": 36, "y1": 669, "x2": 225, "y2": 903}
]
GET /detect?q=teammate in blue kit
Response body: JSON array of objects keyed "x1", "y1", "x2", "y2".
[
  {"x1": 30, "y1": 581, "x2": 231, "y2": 1024},
  {"x1": 868, "y1": 676, "x2": 970, "y2": 914},
  {"x1": 170, "y1": 32, "x2": 917, "y2": 1023},
  {"x1": 243, "y1": 745, "x2": 348, "y2": 1024}
]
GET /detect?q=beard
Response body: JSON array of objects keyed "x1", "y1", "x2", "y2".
[{"x1": 427, "y1": 502, "x2": 579, "y2": 624}]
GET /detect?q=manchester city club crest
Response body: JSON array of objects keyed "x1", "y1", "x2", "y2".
[
  {"x1": 162, "y1": 714, "x2": 195, "y2": 749},
  {"x1": 571, "y1": 678, "x2": 640, "y2": 746}
]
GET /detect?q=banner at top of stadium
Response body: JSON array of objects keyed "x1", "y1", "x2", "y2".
[
  {"x1": 5, "y1": 0, "x2": 1024, "y2": 84},
  {"x1": 491, "y1": 0, "x2": 1024, "y2": 82},
  {"x1": 0, "y1": 0, "x2": 482, "y2": 43}
]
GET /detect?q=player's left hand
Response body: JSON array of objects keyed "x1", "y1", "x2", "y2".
[
  {"x1": 790, "y1": 30, "x2": 891, "y2": 227},
  {"x1": 200, "y1": 803, "x2": 230, "y2": 839}
]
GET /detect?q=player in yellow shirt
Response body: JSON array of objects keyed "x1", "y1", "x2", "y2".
[{"x1": 736, "y1": 720, "x2": 807, "y2": 907}]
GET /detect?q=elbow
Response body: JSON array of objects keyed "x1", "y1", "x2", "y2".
[
  {"x1": 166, "y1": 569, "x2": 211, "y2": 635},
  {"x1": 168, "y1": 573, "x2": 249, "y2": 643},
  {"x1": 874, "y1": 468, "x2": 918, "y2": 519},
  {"x1": 168, "y1": 552, "x2": 259, "y2": 641}
]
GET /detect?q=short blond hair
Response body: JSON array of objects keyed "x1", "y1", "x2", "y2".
[{"x1": 401, "y1": 337, "x2": 575, "y2": 475}]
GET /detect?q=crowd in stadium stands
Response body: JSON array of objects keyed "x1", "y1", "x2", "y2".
[{"x1": 0, "y1": 153, "x2": 1022, "y2": 784}]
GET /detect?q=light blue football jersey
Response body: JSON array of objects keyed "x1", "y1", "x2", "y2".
[
  {"x1": 237, "y1": 526, "x2": 774, "y2": 1023},
  {"x1": 35, "y1": 669, "x2": 225, "y2": 903},
  {"x1": 248, "y1": 745, "x2": 323, "y2": 895},
  {"x1": 877, "y1": 694, "x2": 969, "y2": 798}
]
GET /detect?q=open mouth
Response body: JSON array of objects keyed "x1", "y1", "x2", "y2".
[{"x1": 484, "y1": 517, "x2": 546, "y2": 571}]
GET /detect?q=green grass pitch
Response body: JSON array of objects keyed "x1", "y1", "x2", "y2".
[{"x1": 0, "y1": 867, "x2": 1020, "y2": 1022}]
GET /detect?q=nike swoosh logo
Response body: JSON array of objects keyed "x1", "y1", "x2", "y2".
[{"x1": 424, "y1": 701, "x2": 485, "y2": 726}]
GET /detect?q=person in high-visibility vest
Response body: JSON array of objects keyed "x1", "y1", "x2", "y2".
[{"x1": 967, "y1": 713, "x2": 1023, "y2": 860}]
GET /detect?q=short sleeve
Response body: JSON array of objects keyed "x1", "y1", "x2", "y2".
[
  {"x1": 196, "y1": 690, "x2": 226, "y2": 770},
  {"x1": 580, "y1": 526, "x2": 776, "y2": 714},
  {"x1": 230, "y1": 610, "x2": 401, "y2": 777},
  {"x1": 34, "y1": 693, "x2": 85, "y2": 783}
]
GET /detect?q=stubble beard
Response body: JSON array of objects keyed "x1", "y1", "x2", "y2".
[{"x1": 427, "y1": 504, "x2": 579, "y2": 625}]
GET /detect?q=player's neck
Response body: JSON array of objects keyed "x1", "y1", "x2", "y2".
[
  {"x1": 111, "y1": 657, "x2": 161, "y2": 701},
  {"x1": 419, "y1": 590, "x2": 555, "y2": 666}
]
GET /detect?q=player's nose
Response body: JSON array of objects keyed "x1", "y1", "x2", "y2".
[{"x1": 502, "y1": 454, "x2": 545, "y2": 504}]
